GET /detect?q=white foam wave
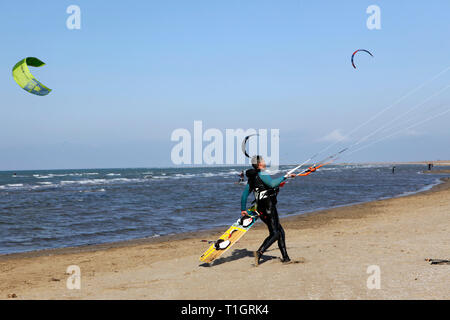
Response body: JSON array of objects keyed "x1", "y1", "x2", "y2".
[
  {"x1": 33, "y1": 172, "x2": 99, "y2": 179},
  {"x1": 60, "y1": 177, "x2": 145, "y2": 186}
]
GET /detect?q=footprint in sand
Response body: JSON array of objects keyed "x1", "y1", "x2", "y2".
[{"x1": 280, "y1": 257, "x2": 306, "y2": 265}]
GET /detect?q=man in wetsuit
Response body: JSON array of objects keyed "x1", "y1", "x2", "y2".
[{"x1": 241, "y1": 155, "x2": 295, "y2": 266}]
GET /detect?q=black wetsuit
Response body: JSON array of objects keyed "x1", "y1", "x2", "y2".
[{"x1": 242, "y1": 169, "x2": 290, "y2": 261}]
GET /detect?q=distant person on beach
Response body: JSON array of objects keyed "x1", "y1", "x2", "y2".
[
  {"x1": 241, "y1": 155, "x2": 296, "y2": 265},
  {"x1": 238, "y1": 170, "x2": 244, "y2": 183},
  {"x1": 428, "y1": 163, "x2": 433, "y2": 171},
  {"x1": 392, "y1": 166, "x2": 396, "y2": 174}
]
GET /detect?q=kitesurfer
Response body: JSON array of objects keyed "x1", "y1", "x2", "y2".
[
  {"x1": 238, "y1": 170, "x2": 245, "y2": 183},
  {"x1": 241, "y1": 155, "x2": 295, "y2": 266}
]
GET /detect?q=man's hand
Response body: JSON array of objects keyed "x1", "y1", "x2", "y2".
[{"x1": 241, "y1": 210, "x2": 248, "y2": 216}]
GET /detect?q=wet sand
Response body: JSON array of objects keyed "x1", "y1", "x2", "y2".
[
  {"x1": 423, "y1": 170, "x2": 450, "y2": 174},
  {"x1": 1, "y1": 178, "x2": 449, "y2": 300}
]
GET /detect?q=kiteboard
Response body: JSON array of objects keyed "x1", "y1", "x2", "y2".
[{"x1": 199, "y1": 206, "x2": 259, "y2": 264}]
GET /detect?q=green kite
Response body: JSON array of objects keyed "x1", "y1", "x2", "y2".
[{"x1": 12, "y1": 57, "x2": 51, "y2": 96}]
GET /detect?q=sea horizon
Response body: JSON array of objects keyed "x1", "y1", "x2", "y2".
[{"x1": 1, "y1": 159, "x2": 449, "y2": 173}]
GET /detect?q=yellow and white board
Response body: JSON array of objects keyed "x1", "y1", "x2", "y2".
[{"x1": 199, "y1": 207, "x2": 258, "y2": 264}]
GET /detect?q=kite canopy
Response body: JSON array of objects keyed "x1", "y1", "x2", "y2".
[
  {"x1": 351, "y1": 49, "x2": 374, "y2": 69},
  {"x1": 12, "y1": 57, "x2": 51, "y2": 96},
  {"x1": 241, "y1": 134, "x2": 258, "y2": 158}
]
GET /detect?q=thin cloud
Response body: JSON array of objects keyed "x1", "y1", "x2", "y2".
[{"x1": 319, "y1": 129, "x2": 349, "y2": 142}]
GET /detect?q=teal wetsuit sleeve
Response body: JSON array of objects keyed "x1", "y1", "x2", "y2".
[
  {"x1": 241, "y1": 183, "x2": 250, "y2": 211},
  {"x1": 258, "y1": 172, "x2": 286, "y2": 188}
]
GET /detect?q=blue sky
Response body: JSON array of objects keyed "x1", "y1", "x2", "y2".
[{"x1": 1, "y1": 0, "x2": 449, "y2": 170}]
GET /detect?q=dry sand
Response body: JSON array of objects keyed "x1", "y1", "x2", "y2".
[{"x1": 1, "y1": 179, "x2": 449, "y2": 300}]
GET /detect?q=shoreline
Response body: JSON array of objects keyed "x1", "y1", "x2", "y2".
[
  {"x1": 1, "y1": 177, "x2": 449, "y2": 299},
  {"x1": 0, "y1": 176, "x2": 445, "y2": 261}
]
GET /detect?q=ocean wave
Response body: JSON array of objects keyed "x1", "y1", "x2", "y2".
[
  {"x1": 0, "y1": 178, "x2": 147, "y2": 190},
  {"x1": 395, "y1": 178, "x2": 442, "y2": 197},
  {"x1": 174, "y1": 173, "x2": 196, "y2": 178},
  {"x1": 79, "y1": 188, "x2": 106, "y2": 193},
  {"x1": 152, "y1": 176, "x2": 170, "y2": 179},
  {"x1": 33, "y1": 172, "x2": 99, "y2": 179},
  {"x1": 60, "y1": 177, "x2": 146, "y2": 186}
]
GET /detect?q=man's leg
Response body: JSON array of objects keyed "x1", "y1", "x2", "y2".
[
  {"x1": 257, "y1": 201, "x2": 290, "y2": 263},
  {"x1": 277, "y1": 224, "x2": 290, "y2": 262},
  {"x1": 258, "y1": 214, "x2": 276, "y2": 253},
  {"x1": 257, "y1": 201, "x2": 280, "y2": 253},
  {"x1": 255, "y1": 200, "x2": 284, "y2": 265}
]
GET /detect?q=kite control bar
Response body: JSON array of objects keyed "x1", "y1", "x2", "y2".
[
  {"x1": 284, "y1": 147, "x2": 348, "y2": 179},
  {"x1": 284, "y1": 154, "x2": 318, "y2": 178}
]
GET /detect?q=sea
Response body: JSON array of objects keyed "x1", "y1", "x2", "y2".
[{"x1": 0, "y1": 164, "x2": 448, "y2": 255}]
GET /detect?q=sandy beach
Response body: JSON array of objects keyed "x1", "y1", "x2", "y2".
[{"x1": 1, "y1": 178, "x2": 449, "y2": 300}]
